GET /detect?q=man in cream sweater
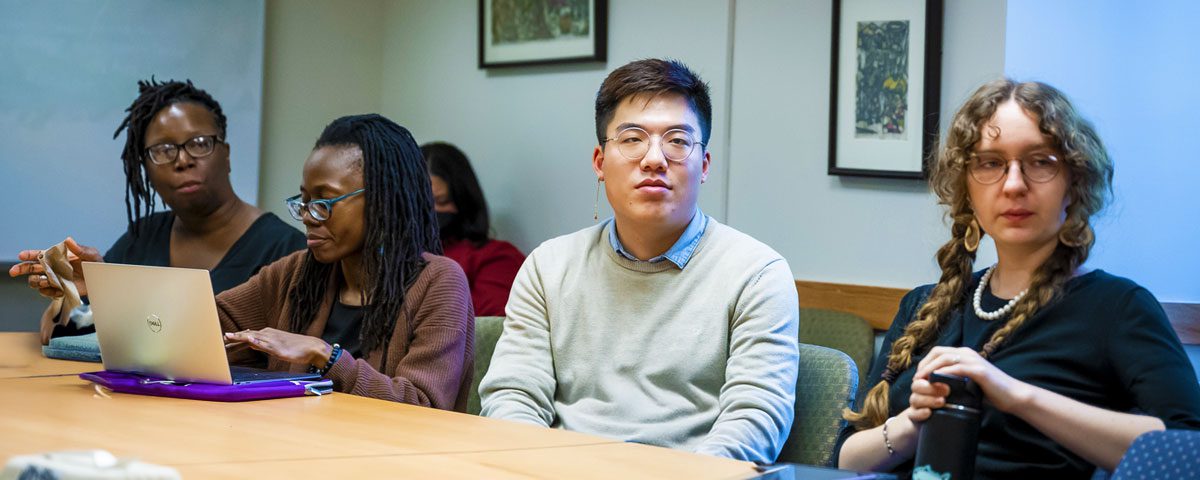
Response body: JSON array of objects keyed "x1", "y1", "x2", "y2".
[{"x1": 479, "y1": 59, "x2": 799, "y2": 463}]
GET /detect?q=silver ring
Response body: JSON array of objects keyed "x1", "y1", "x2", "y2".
[{"x1": 950, "y1": 354, "x2": 961, "y2": 364}]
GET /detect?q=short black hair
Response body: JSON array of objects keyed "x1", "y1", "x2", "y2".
[
  {"x1": 594, "y1": 58, "x2": 712, "y2": 146},
  {"x1": 288, "y1": 114, "x2": 441, "y2": 356},
  {"x1": 113, "y1": 78, "x2": 228, "y2": 235},
  {"x1": 422, "y1": 142, "x2": 490, "y2": 245}
]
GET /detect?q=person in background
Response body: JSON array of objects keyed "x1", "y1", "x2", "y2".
[
  {"x1": 9, "y1": 79, "x2": 304, "y2": 342},
  {"x1": 835, "y1": 79, "x2": 1200, "y2": 478},
  {"x1": 221, "y1": 114, "x2": 474, "y2": 409},
  {"x1": 479, "y1": 59, "x2": 799, "y2": 463},
  {"x1": 422, "y1": 142, "x2": 524, "y2": 317}
]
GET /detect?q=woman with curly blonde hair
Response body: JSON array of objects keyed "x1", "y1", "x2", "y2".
[{"x1": 835, "y1": 79, "x2": 1200, "y2": 478}]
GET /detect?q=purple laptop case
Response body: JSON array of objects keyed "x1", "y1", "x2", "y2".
[{"x1": 80, "y1": 371, "x2": 332, "y2": 402}]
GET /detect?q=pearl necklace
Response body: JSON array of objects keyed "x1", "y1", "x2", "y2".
[{"x1": 973, "y1": 265, "x2": 1028, "y2": 320}]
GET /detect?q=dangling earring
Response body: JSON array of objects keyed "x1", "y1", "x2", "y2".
[
  {"x1": 964, "y1": 219, "x2": 981, "y2": 253},
  {"x1": 593, "y1": 178, "x2": 603, "y2": 221}
]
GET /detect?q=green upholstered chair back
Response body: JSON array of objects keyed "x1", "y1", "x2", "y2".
[
  {"x1": 467, "y1": 316, "x2": 506, "y2": 416},
  {"x1": 777, "y1": 343, "x2": 859, "y2": 467},
  {"x1": 798, "y1": 308, "x2": 875, "y2": 394}
]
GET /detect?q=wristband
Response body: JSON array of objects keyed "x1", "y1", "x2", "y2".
[{"x1": 310, "y1": 343, "x2": 342, "y2": 376}]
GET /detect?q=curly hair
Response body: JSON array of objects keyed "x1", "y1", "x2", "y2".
[{"x1": 845, "y1": 78, "x2": 1114, "y2": 429}]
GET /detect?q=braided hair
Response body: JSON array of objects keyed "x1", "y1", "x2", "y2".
[
  {"x1": 112, "y1": 78, "x2": 227, "y2": 235},
  {"x1": 287, "y1": 114, "x2": 442, "y2": 356},
  {"x1": 845, "y1": 79, "x2": 1114, "y2": 429}
]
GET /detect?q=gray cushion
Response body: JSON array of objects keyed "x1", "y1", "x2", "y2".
[
  {"x1": 467, "y1": 316, "x2": 506, "y2": 415},
  {"x1": 799, "y1": 308, "x2": 874, "y2": 394},
  {"x1": 777, "y1": 343, "x2": 858, "y2": 467}
]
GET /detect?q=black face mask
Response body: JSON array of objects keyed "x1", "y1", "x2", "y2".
[{"x1": 436, "y1": 211, "x2": 455, "y2": 230}]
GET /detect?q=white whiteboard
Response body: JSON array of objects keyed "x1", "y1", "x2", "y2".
[{"x1": 0, "y1": 0, "x2": 265, "y2": 262}]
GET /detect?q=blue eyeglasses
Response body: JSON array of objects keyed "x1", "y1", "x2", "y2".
[{"x1": 285, "y1": 189, "x2": 364, "y2": 222}]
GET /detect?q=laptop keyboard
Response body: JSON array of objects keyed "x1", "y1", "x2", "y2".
[{"x1": 229, "y1": 366, "x2": 321, "y2": 384}]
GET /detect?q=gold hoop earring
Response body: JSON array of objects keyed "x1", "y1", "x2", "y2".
[
  {"x1": 593, "y1": 178, "x2": 603, "y2": 221},
  {"x1": 964, "y1": 219, "x2": 981, "y2": 253}
]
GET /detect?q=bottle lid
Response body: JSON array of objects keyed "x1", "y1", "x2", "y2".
[{"x1": 930, "y1": 372, "x2": 983, "y2": 409}]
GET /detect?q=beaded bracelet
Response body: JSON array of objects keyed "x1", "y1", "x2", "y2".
[
  {"x1": 310, "y1": 343, "x2": 342, "y2": 376},
  {"x1": 881, "y1": 417, "x2": 896, "y2": 455}
]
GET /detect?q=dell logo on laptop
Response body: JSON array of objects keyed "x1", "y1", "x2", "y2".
[{"x1": 146, "y1": 314, "x2": 163, "y2": 333}]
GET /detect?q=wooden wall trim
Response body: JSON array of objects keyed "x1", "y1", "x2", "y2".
[
  {"x1": 796, "y1": 279, "x2": 1199, "y2": 345},
  {"x1": 795, "y1": 280, "x2": 908, "y2": 331}
]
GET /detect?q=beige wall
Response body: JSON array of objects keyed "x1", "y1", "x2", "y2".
[
  {"x1": 253, "y1": 0, "x2": 1005, "y2": 292},
  {"x1": 360, "y1": 0, "x2": 1006, "y2": 288},
  {"x1": 2, "y1": 1, "x2": 1009, "y2": 332},
  {"x1": 727, "y1": 0, "x2": 1007, "y2": 288},
  {"x1": 258, "y1": 0, "x2": 387, "y2": 223},
  {"x1": 378, "y1": 0, "x2": 735, "y2": 250}
]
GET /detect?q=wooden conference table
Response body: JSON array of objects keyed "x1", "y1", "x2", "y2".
[{"x1": 0, "y1": 332, "x2": 758, "y2": 479}]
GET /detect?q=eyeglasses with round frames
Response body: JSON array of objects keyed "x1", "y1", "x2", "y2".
[
  {"x1": 144, "y1": 135, "x2": 224, "y2": 166},
  {"x1": 603, "y1": 127, "x2": 705, "y2": 162},
  {"x1": 968, "y1": 152, "x2": 1062, "y2": 185},
  {"x1": 285, "y1": 188, "x2": 364, "y2": 222}
]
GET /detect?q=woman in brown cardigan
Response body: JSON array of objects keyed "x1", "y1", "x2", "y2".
[{"x1": 221, "y1": 114, "x2": 474, "y2": 411}]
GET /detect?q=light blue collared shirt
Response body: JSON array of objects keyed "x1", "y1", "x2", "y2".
[{"x1": 607, "y1": 209, "x2": 709, "y2": 269}]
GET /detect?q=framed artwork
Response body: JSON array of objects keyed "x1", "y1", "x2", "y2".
[
  {"x1": 828, "y1": 0, "x2": 943, "y2": 179},
  {"x1": 479, "y1": 0, "x2": 607, "y2": 69}
]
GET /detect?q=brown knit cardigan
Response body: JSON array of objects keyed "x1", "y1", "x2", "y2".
[{"x1": 216, "y1": 250, "x2": 475, "y2": 412}]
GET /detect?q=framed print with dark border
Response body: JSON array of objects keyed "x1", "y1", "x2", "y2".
[
  {"x1": 828, "y1": 0, "x2": 943, "y2": 179},
  {"x1": 479, "y1": 0, "x2": 607, "y2": 69}
]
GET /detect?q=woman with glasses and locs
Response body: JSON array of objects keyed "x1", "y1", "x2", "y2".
[
  {"x1": 220, "y1": 114, "x2": 474, "y2": 409},
  {"x1": 422, "y1": 142, "x2": 525, "y2": 317},
  {"x1": 9, "y1": 79, "x2": 304, "y2": 343},
  {"x1": 835, "y1": 79, "x2": 1200, "y2": 478}
]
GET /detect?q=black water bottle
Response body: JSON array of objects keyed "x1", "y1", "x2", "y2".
[{"x1": 913, "y1": 372, "x2": 983, "y2": 480}]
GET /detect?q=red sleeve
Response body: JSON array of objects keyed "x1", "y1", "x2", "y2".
[{"x1": 469, "y1": 241, "x2": 525, "y2": 317}]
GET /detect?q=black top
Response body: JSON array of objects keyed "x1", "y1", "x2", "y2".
[
  {"x1": 835, "y1": 270, "x2": 1200, "y2": 479},
  {"x1": 55, "y1": 211, "x2": 304, "y2": 337},
  {"x1": 103, "y1": 211, "x2": 306, "y2": 293},
  {"x1": 322, "y1": 301, "x2": 364, "y2": 359}
]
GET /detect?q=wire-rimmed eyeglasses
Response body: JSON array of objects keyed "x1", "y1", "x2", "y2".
[
  {"x1": 968, "y1": 152, "x2": 1062, "y2": 184},
  {"x1": 603, "y1": 127, "x2": 705, "y2": 162}
]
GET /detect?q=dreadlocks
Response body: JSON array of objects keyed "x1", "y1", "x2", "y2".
[
  {"x1": 112, "y1": 78, "x2": 227, "y2": 235},
  {"x1": 287, "y1": 114, "x2": 442, "y2": 356}
]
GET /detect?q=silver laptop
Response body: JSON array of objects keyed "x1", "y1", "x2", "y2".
[{"x1": 83, "y1": 262, "x2": 320, "y2": 385}]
